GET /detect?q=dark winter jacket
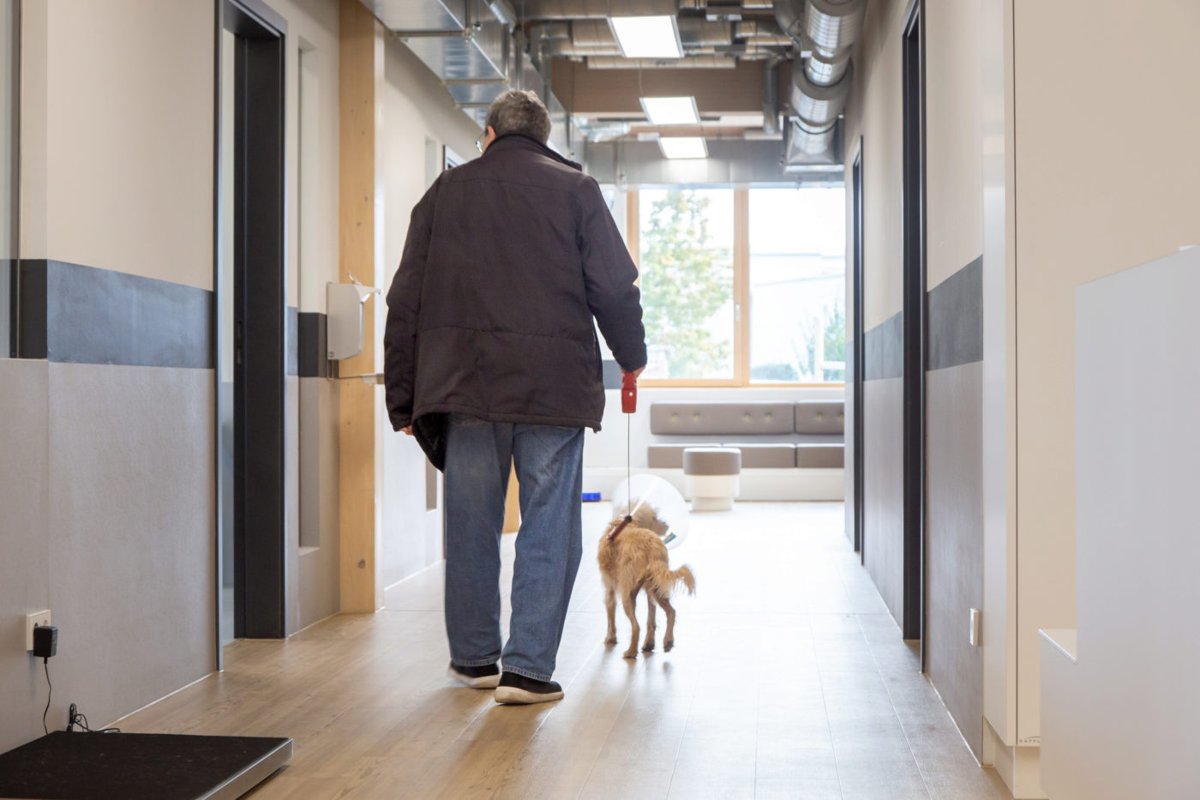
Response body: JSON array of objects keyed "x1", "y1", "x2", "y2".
[{"x1": 383, "y1": 134, "x2": 647, "y2": 469}]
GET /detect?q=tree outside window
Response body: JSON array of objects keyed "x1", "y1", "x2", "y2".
[{"x1": 638, "y1": 188, "x2": 734, "y2": 380}]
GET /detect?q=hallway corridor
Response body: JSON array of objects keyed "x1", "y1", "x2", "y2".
[{"x1": 118, "y1": 504, "x2": 1010, "y2": 799}]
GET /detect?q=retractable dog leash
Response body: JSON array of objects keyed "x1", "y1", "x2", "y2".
[{"x1": 607, "y1": 372, "x2": 639, "y2": 543}]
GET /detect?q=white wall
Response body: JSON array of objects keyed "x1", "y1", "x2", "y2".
[
  {"x1": 1040, "y1": 248, "x2": 1200, "y2": 800},
  {"x1": 1010, "y1": 0, "x2": 1200, "y2": 749},
  {"x1": 376, "y1": 36, "x2": 481, "y2": 590}
]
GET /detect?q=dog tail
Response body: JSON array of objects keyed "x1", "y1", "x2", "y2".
[{"x1": 651, "y1": 563, "x2": 696, "y2": 597}]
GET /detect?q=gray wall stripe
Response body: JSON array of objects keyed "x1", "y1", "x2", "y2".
[
  {"x1": 297, "y1": 312, "x2": 329, "y2": 378},
  {"x1": 18, "y1": 260, "x2": 211, "y2": 368},
  {"x1": 864, "y1": 310, "x2": 903, "y2": 381},
  {"x1": 927, "y1": 256, "x2": 983, "y2": 371}
]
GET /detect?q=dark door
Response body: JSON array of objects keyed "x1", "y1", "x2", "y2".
[
  {"x1": 901, "y1": 0, "x2": 927, "y2": 647},
  {"x1": 217, "y1": 0, "x2": 288, "y2": 647}
]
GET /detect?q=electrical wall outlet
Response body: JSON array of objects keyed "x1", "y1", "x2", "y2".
[
  {"x1": 969, "y1": 608, "x2": 981, "y2": 647},
  {"x1": 26, "y1": 610, "x2": 52, "y2": 652}
]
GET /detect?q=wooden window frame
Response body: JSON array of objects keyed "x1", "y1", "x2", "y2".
[{"x1": 627, "y1": 186, "x2": 846, "y2": 390}]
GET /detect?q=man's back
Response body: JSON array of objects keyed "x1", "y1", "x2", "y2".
[{"x1": 384, "y1": 132, "x2": 645, "y2": 468}]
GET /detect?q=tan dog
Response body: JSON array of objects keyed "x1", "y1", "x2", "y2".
[{"x1": 597, "y1": 505, "x2": 696, "y2": 659}]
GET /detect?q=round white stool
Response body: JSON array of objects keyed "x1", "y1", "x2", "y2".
[{"x1": 682, "y1": 447, "x2": 742, "y2": 512}]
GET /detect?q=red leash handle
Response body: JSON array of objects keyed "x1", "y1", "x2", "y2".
[{"x1": 621, "y1": 372, "x2": 638, "y2": 414}]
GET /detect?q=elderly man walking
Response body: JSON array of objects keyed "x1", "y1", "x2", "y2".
[{"x1": 383, "y1": 90, "x2": 646, "y2": 704}]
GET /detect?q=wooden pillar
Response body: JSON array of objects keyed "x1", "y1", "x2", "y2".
[{"x1": 338, "y1": 0, "x2": 384, "y2": 613}]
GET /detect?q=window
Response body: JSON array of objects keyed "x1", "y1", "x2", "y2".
[
  {"x1": 748, "y1": 186, "x2": 846, "y2": 383},
  {"x1": 637, "y1": 188, "x2": 735, "y2": 381},
  {"x1": 627, "y1": 184, "x2": 845, "y2": 386}
]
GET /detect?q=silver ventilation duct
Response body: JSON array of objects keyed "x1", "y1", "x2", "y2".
[
  {"x1": 780, "y1": 0, "x2": 866, "y2": 168},
  {"x1": 773, "y1": 0, "x2": 805, "y2": 45},
  {"x1": 790, "y1": 56, "x2": 849, "y2": 127},
  {"x1": 805, "y1": 0, "x2": 866, "y2": 58},
  {"x1": 783, "y1": 117, "x2": 838, "y2": 168},
  {"x1": 805, "y1": 43, "x2": 850, "y2": 84},
  {"x1": 763, "y1": 59, "x2": 781, "y2": 135}
]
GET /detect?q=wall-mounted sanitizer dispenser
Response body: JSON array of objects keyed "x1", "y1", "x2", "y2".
[{"x1": 326, "y1": 281, "x2": 380, "y2": 361}]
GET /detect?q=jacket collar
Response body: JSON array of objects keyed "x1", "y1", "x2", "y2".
[{"x1": 484, "y1": 134, "x2": 582, "y2": 171}]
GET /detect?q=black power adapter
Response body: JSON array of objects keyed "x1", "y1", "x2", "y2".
[{"x1": 33, "y1": 625, "x2": 58, "y2": 660}]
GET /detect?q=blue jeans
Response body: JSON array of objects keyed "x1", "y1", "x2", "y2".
[{"x1": 443, "y1": 414, "x2": 584, "y2": 682}]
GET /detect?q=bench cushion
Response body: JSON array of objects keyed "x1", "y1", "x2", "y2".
[
  {"x1": 650, "y1": 402, "x2": 794, "y2": 436},
  {"x1": 647, "y1": 444, "x2": 692, "y2": 469},
  {"x1": 682, "y1": 447, "x2": 742, "y2": 475},
  {"x1": 734, "y1": 444, "x2": 798, "y2": 468},
  {"x1": 795, "y1": 443, "x2": 844, "y2": 468},
  {"x1": 794, "y1": 401, "x2": 844, "y2": 436}
]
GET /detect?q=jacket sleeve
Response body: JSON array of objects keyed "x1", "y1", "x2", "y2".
[
  {"x1": 577, "y1": 177, "x2": 648, "y2": 372},
  {"x1": 383, "y1": 178, "x2": 439, "y2": 430}
]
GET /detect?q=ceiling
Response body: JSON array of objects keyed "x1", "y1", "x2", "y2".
[{"x1": 361, "y1": 0, "x2": 867, "y2": 180}]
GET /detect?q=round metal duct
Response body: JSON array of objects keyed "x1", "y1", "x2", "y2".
[
  {"x1": 785, "y1": 117, "x2": 837, "y2": 162},
  {"x1": 804, "y1": 44, "x2": 850, "y2": 85},
  {"x1": 805, "y1": 0, "x2": 866, "y2": 58},
  {"x1": 790, "y1": 57, "x2": 849, "y2": 127},
  {"x1": 773, "y1": 0, "x2": 805, "y2": 44}
]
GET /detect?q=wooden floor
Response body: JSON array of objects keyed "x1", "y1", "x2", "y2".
[{"x1": 119, "y1": 503, "x2": 1012, "y2": 800}]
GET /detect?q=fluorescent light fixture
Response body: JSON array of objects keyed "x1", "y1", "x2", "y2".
[
  {"x1": 658, "y1": 137, "x2": 708, "y2": 159},
  {"x1": 610, "y1": 16, "x2": 683, "y2": 59},
  {"x1": 640, "y1": 96, "x2": 700, "y2": 126}
]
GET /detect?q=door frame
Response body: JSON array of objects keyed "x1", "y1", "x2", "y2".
[
  {"x1": 215, "y1": 0, "x2": 288, "y2": 651},
  {"x1": 901, "y1": 0, "x2": 927, "y2": 648},
  {"x1": 851, "y1": 141, "x2": 865, "y2": 561}
]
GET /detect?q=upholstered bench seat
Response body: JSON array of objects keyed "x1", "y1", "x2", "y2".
[
  {"x1": 648, "y1": 443, "x2": 798, "y2": 469},
  {"x1": 795, "y1": 443, "x2": 844, "y2": 469}
]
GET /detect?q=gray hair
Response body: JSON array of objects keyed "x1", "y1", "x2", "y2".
[{"x1": 485, "y1": 90, "x2": 552, "y2": 144}]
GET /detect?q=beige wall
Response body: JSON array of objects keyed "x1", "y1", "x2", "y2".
[
  {"x1": 925, "y1": 0, "x2": 983, "y2": 288},
  {"x1": 23, "y1": 0, "x2": 213, "y2": 289},
  {"x1": 377, "y1": 37, "x2": 481, "y2": 590},
  {"x1": 845, "y1": 0, "x2": 907, "y2": 329},
  {"x1": 1010, "y1": 0, "x2": 1200, "y2": 747},
  {"x1": 270, "y1": 0, "x2": 343, "y2": 631},
  {"x1": 278, "y1": 0, "x2": 341, "y2": 312}
]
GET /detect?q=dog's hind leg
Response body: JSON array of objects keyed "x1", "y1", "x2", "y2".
[
  {"x1": 621, "y1": 590, "x2": 640, "y2": 660},
  {"x1": 656, "y1": 592, "x2": 677, "y2": 652},
  {"x1": 642, "y1": 590, "x2": 657, "y2": 652},
  {"x1": 604, "y1": 586, "x2": 617, "y2": 645}
]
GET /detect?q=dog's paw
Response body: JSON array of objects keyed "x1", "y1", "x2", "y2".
[
  {"x1": 664, "y1": 639, "x2": 674, "y2": 652},
  {"x1": 641, "y1": 642, "x2": 655, "y2": 653},
  {"x1": 622, "y1": 648, "x2": 639, "y2": 660},
  {"x1": 604, "y1": 635, "x2": 617, "y2": 646}
]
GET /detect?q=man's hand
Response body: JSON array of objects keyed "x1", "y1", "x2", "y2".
[
  {"x1": 624, "y1": 366, "x2": 645, "y2": 380},
  {"x1": 401, "y1": 425, "x2": 413, "y2": 436}
]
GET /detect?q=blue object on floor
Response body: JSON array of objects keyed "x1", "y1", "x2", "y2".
[{"x1": 581, "y1": 492, "x2": 602, "y2": 502}]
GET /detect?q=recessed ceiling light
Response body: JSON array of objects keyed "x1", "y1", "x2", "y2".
[
  {"x1": 658, "y1": 137, "x2": 708, "y2": 159},
  {"x1": 640, "y1": 96, "x2": 700, "y2": 126},
  {"x1": 610, "y1": 16, "x2": 683, "y2": 59}
]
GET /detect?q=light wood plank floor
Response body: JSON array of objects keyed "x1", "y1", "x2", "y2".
[{"x1": 119, "y1": 502, "x2": 1011, "y2": 799}]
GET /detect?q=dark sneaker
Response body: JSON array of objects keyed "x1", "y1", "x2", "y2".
[
  {"x1": 494, "y1": 672, "x2": 564, "y2": 705},
  {"x1": 447, "y1": 661, "x2": 501, "y2": 689}
]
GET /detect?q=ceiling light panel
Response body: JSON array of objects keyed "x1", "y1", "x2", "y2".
[
  {"x1": 610, "y1": 16, "x2": 683, "y2": 59},
  {"x1": 658, "y1": 137, "x2": 708, "y2": 159},
  {"x1": 640, "y1": 96, "x2": 700, "y2": 126}
]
